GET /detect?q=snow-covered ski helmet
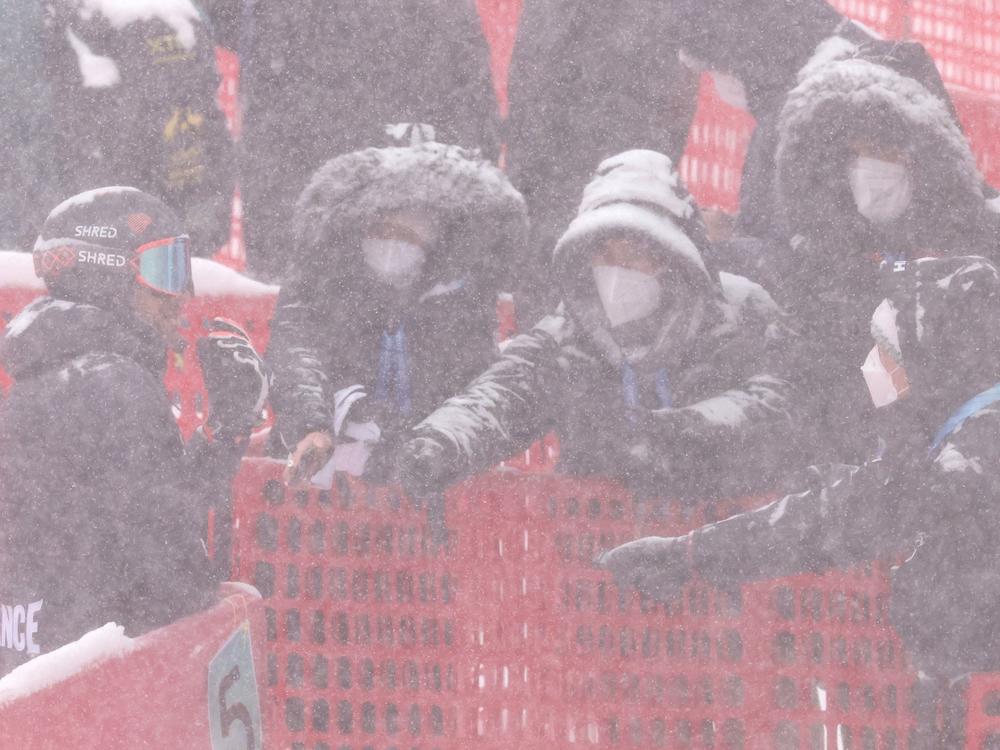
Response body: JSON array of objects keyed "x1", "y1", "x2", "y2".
[{"x1": 33, "y1": 186, "x2": 191, "y2": 308}]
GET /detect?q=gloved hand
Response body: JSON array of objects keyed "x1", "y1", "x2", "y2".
[
  {"x1": 396, "y1": 435, "x2": 456, "y2": 498},
  {"x1": 332, "y1": 387, "x2": 392, "y2": 483},
  {"x1": 360, "y1": 433, "x2": 402, "y2": 486},
  {"x1": 595, "y1": 535, "x2": 693, "y2": 602},
  {"x1": 632, "y1": 406, "x2": 692, "y2": 443},
  {"x1": 197, "y1": 318, "x2": 272, "y2": 444},
  {"x1": 284, "y1": 431, "x2": 334, "y2": 486}
]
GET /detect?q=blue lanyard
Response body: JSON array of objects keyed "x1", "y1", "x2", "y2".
[
  {"x1": 375, "y1": 324, "x2": 412, "y2": 416},
  {"x1": 929, "y1": 383, "x2": 1000, "y2": 456},
  {"x1": 622, "y1": 362, "x2": 672, "y2": 424}
]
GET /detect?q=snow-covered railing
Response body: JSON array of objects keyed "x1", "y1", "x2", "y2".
[{"x1": 0, "y1": 583, "x2": 270, "y2": 750}]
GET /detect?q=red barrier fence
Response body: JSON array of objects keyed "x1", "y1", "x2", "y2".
[
  {"x1": 0, "y1": 583, "x2": 271, "y2": 750},
  {"x1": 231, "y1": 459, "x2": 959, "y2": 749}
]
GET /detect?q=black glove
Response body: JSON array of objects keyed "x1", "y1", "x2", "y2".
[
  {"x1": 396, "y1": 435, "x2": 457, "y2": 498},
  {"x1": 360, "y1": 435, "x2": 401, "y2": 486},
  {"x1": 197, "y1": 318, "x2": 272, "y2": 444},
  {"x1": 595, "y1": 535, "x2": 693, "y2": 603}
]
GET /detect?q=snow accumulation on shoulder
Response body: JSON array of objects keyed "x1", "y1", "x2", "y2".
[
  {"x1": 192, "y1": 258, "x2": 280, "y2": 298},
  {"x1": 0, "y1": 623, "x2": 136, "y2": 708},
  {"x1": 65, "y1": 28, "x2": 121, "y2": 88},
  {"x1": 0, "y1": 251, "x2": 45, "y2": 291},
  {"x1": 77, "y1": 0, "x2": 201, "y2": 48},
  {"x1": 5, "y1": 299, "x2": 75, "y2": 340}
]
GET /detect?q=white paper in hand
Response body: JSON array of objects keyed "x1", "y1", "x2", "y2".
[{"x1": 310, "y1": 420, "x2": 382, "y2": 488}]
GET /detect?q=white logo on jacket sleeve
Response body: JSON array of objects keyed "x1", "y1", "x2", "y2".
[{"x1": 0, "y1": 600, "x2": 44, "y2": 656}]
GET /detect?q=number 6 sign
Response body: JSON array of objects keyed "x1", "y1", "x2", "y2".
[{"x1": 208, "y1": 624, "x2": 263, "y2": 750}]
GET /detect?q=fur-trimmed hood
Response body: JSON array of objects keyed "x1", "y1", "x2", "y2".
[
  {"x1": 292, "y1": 142, "x2": 527, "y2": 293},
  {"x1": 776, "y1": 55, "x2": 990, "y2": 256}
]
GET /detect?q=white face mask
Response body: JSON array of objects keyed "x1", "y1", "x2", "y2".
[
  {"x1": 592, "y1": 265, "x2": 662, "y2": 329},
  {"x1": 849, "y1": 156, "x2": 912, "y2": 224},
  {"x1": 362, "y1": 239, "x2": 425, "y2": 289}
]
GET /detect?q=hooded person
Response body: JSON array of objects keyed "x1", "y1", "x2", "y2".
[
  {"x1": 269, "y1": 140, "x2": 528, "y2": 485},
  {"x1": 598, "y1": 255, "x2": 1000, "y2": 744},
  {"x1": 391, "y1": 150, "x2": 804, "y2": 499},
  {"x1": 504, "y1": 0, "x2": 700, "y2": 321},
  {"x1": 238, "y1": 0, "x2": 500, "y2": 281},
  {"x1": 0, "y1": 187, "x2": 270, "y2": 676},
  {"x1": 669, "y1": 0, "x2": 858, "y2": 239},
  {"x1": 730, "y1": 51, "x2": 1000, "y2": 465},
  {"x1": 666, "y1": 0, "x2": 976, "y2": 241},
  {"x1": 39, "y1": 0, "x2": 235, "y2": 255}
]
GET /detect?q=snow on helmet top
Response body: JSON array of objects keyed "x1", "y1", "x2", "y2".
[{"x1": 33, "y1": 187, "x2": 188, "y2": 308}]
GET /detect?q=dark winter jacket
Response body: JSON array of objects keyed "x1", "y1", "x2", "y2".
[
  {"x1": 405, "y1": 151, "x2": 803, "y2": 498},
  {"x1": 0, "y1": 0, "x2": 59, "y2": 249},
  {"x1": 268, "y1": 142, "x2": 528, "y2": 449},
  {"x1": 723, "y1": 54, "x2": 1000, "y2": 463},
  {"x1": 0, "y1": 298, "x2": 236, "y2": 675},
  {"x1": 682, "y1": 256, "x2": 1000, "y2": 677},
  {"x1": 40, "y1": 0, "x2": 234, "y2": 254},
  {"x1": 239, "y1": 0, "x2": 499, "y2": 281},
  {"x1": 505, "y1": 0, "x2": 699, "y2": 317}
]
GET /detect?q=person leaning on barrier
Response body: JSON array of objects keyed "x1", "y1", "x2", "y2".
[
  {"x1": 269, "y1": 137, "x2": 527, "y2": 486},
  {"x1": 0, "y1": 187, "x2": 270, "y2": 676},
  {"x1": 598, "y1": 256, "x2": 1000, "y2": 743},
  {"x1": 392, "y1": 150, "x2": 805, "y2": 499},
  {"x1": 717, "y1": 52, "x2": 1000, "y2": 467}
]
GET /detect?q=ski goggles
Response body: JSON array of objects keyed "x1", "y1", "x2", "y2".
[{"x1": 132, "y1": 235, "x2": 192, "y2": 296}]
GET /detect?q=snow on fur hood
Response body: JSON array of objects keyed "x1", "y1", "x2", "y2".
[
  {"x1": 776, "y1": 56, "x2": 987, "y2": 251},
  {"x1": 291, "y1": 142, "x2": 527, "y2": 282}
]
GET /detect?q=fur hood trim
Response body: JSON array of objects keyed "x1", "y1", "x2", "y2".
[
  {"x1": 777, "y1": 57, "x2": 983, "y2": 246},
  {"x1": 292, "y1": 142, "x2": 527, "y2": 276}
]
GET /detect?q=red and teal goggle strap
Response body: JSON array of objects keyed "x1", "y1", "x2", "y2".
[{"x1": 132, "y1": 235, "x2": 192, "y2": 296}]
